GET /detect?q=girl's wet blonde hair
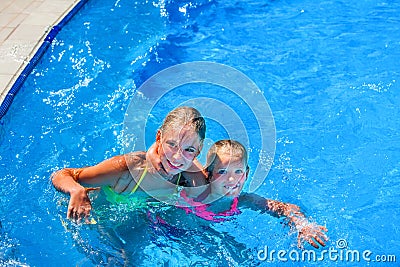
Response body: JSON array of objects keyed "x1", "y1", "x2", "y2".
[
  {"x1": 160, "y1": 106, "x2": 206, "y2": 141},
  {"x1": 206, "y1": 140, "x2": 248, "y2": 174}
]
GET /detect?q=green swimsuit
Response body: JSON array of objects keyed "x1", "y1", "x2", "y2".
[{"x1": 102, "y1": 167, "x2": 181, "y2": 207}]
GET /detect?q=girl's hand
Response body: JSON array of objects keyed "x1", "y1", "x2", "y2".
[
  {"x1": 296, "y1": 222, "x2": 328, "y2": 249},
  {"x1": 67, "y1": 187, "x2": 98, "y2": 223},
  {"x1": 147, "y1": 143, "x2": 169, "y2": 177},
  {"x1": 267, "y1": 200, "x2": 328, "y2": 249}
]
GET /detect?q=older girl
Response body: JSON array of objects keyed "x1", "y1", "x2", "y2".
[{"x1": 52, "y1": 106, "x2": 207, "y2": 223}]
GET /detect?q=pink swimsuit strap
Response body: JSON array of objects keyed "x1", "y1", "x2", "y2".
[{"x1": 179, "y1": 190, "x2": 241, "y2": 222}]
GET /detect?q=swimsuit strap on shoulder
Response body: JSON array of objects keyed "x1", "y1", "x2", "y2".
[
  {"x1": 176, "y1": 173, "x2": 181, "y2": 185},
  {"x1": 130, "y1": 166, "x2": 148, "y2": 194}
]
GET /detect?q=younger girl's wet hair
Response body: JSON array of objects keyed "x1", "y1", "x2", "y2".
[
  {"x1": 160, "y1": 106, "x2": 206, "y2": 141},
  {"x1": 206, "y1": 140, "x2": 248, "y2": 174}
]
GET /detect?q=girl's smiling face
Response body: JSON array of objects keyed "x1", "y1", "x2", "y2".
[
  {"x1": 157, "y1": 126, "x2": 202, "y2": 176},
  {"x1": 209, "y1": 153, "x2": 248, "y2": 197}
]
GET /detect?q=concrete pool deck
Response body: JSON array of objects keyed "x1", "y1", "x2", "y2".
[{"x1": 0, "y1": 0, "x2": 79, "y2": 106}]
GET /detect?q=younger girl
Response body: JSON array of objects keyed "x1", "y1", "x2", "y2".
[{"x1": 178, "y1": 140, "x2": 328, "y2": 249}]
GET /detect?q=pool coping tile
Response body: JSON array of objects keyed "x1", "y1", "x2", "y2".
[{"x1": 0, "y1": 0, "x2": 79, "y2": 107}]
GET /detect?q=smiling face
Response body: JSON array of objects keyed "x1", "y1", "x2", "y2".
[
  {"x1": 206, "y1": 140, "x2": 249, "y2": 198},
  {"x1": 157, "y1": 126, "x2": 203, "y2": 176},
  {"x1": 209, "y1": 153, "x2": 248, "y2": 197},
  {"x1": 156, "y1": 106, "x2": 205, "y2": 176}
]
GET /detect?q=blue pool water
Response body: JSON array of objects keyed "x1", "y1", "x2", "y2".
[{"x1": 1, "y1": 0, "x2": 400, "y2": 266}]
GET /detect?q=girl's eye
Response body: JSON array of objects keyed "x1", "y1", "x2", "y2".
[
  {"x1": 166, "y1": 141, "x2": 177, "y2": 148},
  {"x1": 235, "y1": 169, "x2": 244, "y2": 174},
  {"x1": 184, "y1": 147, "x2": 197, "y2": 153},
  {"x1": 217, "y1": 169, "x2": 227, "y2": 174}
]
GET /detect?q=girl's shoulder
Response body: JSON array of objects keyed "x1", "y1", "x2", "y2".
[{"x1": 124, "y1": 151, "x2": 147, "y2": 168}]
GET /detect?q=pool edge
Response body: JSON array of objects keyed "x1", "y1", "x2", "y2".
[{"x1": 0, "y1": 0, "x2": 89, "y2": 120}]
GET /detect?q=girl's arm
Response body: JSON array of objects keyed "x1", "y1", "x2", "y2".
[
  {"x1": 51, "y1": 155, "x2": 132, "y2": 223},
  {"x1": 239, "y1": 193, "x2": 328, "y2": 249}
]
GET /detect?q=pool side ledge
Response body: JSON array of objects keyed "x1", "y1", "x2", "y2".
[{"x1": 0, "y1": 0, "x2": 88, "y2": 120}]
